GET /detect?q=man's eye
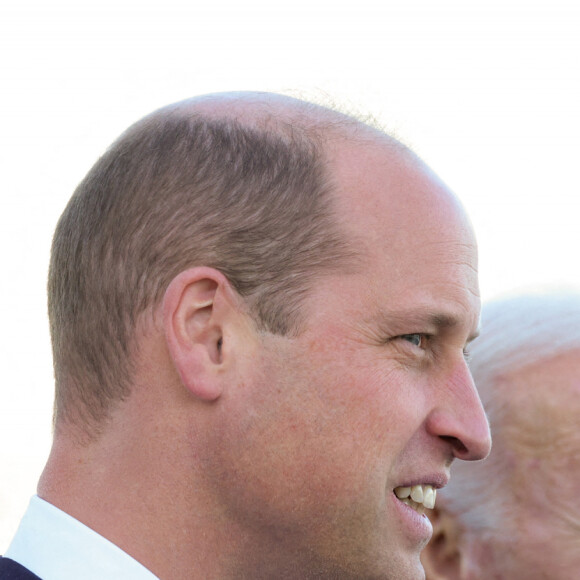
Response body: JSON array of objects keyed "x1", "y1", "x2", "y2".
[{"x1": 400, "y1": 334, "x2": 425, "y2": 348}]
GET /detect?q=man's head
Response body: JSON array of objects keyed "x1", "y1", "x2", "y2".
[
  {"x1": 45, "y1": 92, "x2": 491, "y2": 579},
  {"x1": 48, "y1": 93, "x2": 355, "y2": 431},
  {"x1": 422, "y1": 292, "x2": 580, "y2": 579}
]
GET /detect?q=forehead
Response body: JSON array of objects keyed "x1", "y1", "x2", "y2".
[
  {"x1": 325, "y1": 136, "x2": 480, "y2": 324},
  {"x1": 329, "y1": 135, "x2": 475, "y2": 245}
]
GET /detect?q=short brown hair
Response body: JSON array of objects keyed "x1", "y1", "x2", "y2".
[{"x1": 48, "y1": 103, "x2": 354, "y2": 434}]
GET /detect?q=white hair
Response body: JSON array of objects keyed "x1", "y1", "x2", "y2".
[{"x1": 439, "y1": 290, "x2": 580, "y2": 534}]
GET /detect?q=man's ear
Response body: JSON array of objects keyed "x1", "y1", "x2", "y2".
[
  {"x1": 162, "y1": 267, "x2": 237, "y2": 401},
  {"x1": 421, "y1": 506, "x2": 464, "y2": 580}
]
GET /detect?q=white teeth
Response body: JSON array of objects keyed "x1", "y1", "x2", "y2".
[
  {"x1": 410, "y1": 485, "x2": 424, "y2": 503},
  {"x1": 393, "y1": 484, "x2": 436, "y2": 512},
  {"x1": 423, "y1": 486, "x2": 436, "y2": 509},
  {"x1": 394, "y1": 486, "x2": 411, "y2": 499}
]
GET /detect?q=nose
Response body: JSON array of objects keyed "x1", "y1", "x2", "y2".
[{"x1": 426, "y1": 360, "x2": 492, "y2": 461}]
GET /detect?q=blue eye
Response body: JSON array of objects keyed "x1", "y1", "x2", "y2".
[{"x1": 401, "y1": 334, "x2": 424, "y2": 347}]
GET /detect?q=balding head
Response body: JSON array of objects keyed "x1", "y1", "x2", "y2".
[
  {"x1": 48, "y1": 92, "x2": 389, "y2": 436},
  {"x1": 41, "y1": 91, "x2": 492, "y2": 580},
  {"x1": 163, "y1": 91, "x2": 377, "y2": 133}
]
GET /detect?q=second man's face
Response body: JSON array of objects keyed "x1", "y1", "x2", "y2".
[{"x1": 470, "y1": 350, "x2": 580, "y2": 579}]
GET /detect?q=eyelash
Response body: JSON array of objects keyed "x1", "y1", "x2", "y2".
[{"x1": 398, "y1": 334, "x2": 471, "y2": 362}]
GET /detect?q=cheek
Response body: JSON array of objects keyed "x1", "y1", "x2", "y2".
[
  {"x1": 234, "y1": 360, "x2": 386, "y2": 503},
  {"x1": 466, "y1": 532, "x2": 545, "y2": 580},
  {"x1": 487, "y1": 483, "x2": 580, "y2": 579},
  {"x1": 310, "y1": 354, "x2": 415, "y2": 446},
  {"x1": 214, "y1": 329, "x2": 430, "y2": 526}
]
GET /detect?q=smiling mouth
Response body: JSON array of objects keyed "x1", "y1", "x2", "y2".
[{"x1": 393, "y1": 484, "x2": 436, "y2": 515}]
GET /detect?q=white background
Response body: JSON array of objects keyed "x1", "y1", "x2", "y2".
[{"x1": 1, "y1": 0, "x2": 579, "y2": 550}]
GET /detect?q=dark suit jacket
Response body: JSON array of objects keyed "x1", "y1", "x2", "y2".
[{"x1": 0, "y1": 557, "x2": 41, "y2": 579}]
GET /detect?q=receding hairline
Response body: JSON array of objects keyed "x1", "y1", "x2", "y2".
[
  {"x1": 143, "y1": 91, "x2": 404, "y2": 150},
  {"x1": 48, "y1": 91, "x2": 423, "y2": 436},
  {"x1": 140, "y1": 90, "x2": 418, "y2": 259}
]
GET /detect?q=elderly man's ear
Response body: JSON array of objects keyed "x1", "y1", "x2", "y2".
[
  {"x1": 162, "y1": 267, "x2": 246, "y2": 401},
  {"x1": 421, "y1": 506, "x2": 475, "y2": 580}
]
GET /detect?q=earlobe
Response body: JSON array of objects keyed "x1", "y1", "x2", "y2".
[
  {"x1": 421, "y1": 507, "x2": 464, "y2": 580},
  {"x1": 163, "y1": 268, "x2": 230, "y2": 401}
]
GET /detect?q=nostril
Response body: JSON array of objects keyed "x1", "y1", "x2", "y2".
[{"x1": 440, "y1": 435, "x2": 468, "y2": 457}]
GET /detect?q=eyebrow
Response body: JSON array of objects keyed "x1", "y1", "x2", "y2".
[{"x1": 374, "y1": 309, "x2": 480, "y2": 342}]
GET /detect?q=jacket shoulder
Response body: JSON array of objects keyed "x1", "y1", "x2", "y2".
[{"x1": 0, "y1": 557, "x2": 42, "y2": 580}]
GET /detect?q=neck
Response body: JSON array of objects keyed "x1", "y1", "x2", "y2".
[
  {"x1": 37, "y1": 407, "x2": 239, "y2": 578},
  {"x1": 38, "y1": 434, "x2": 343, "y2": 579}
]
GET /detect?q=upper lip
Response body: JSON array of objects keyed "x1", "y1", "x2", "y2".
[{"x1": 394, "y1": 473, "x2": 449, "y2": 490}]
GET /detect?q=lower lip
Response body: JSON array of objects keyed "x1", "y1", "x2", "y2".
[{"x1": 391, "y1": 493, "x2": 433, "y2": 544}]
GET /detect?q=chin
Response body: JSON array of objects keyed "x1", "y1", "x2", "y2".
[
  {"x1": 392, "y1": 550, "x2": 428, "y2": 580},
  {"x1": 367, "y1": 551, "x2": 426, "y2": 580}
]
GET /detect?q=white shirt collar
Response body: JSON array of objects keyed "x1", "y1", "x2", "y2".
[{"x1": 5, "y1": 496, "x2": 159, "y2": 580}]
